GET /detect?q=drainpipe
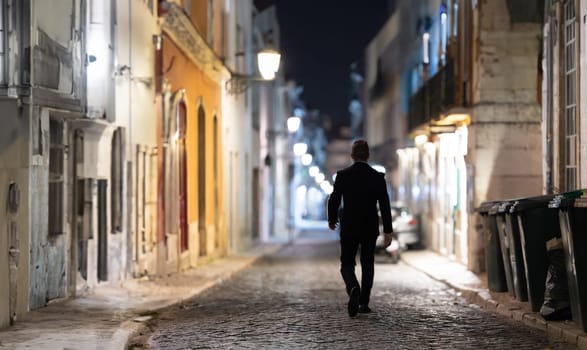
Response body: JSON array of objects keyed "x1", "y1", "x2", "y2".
[{"x1": 545, "y1": 0, "x2": 554, "y2": 194}]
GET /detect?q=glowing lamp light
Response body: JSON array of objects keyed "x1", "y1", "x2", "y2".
[
  {"x1": 309, "y1": 166, "x2": 319, "y2": 177},
  {"x1": 315, "y1": 173, "x2": 325, "y2": 184},
  {"x1": 372, "y1": 165, "x2": 386, "y2": 174},
  {"x1": 287, "y1": 116, "x2": 301, "y2": 133},
  {"x1": 415, "y1": 134, "x2": 428, "y2": 146},
  {"x1": 301, "y1": 153, "x2": 313, "y2": 166},
  {"x1": 257, "y1": 48, "x2": 281, "y2": 80},
  {"x1": 321, "y1": 181, "x2": 333, "y2": 194},
  {"x1": 293, "y1": 142, "x2": 307, "y2": 156}
]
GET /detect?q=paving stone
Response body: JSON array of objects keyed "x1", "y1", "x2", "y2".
[{"x1": 141, "y1": 237, "x2": 577, "y2": 349}]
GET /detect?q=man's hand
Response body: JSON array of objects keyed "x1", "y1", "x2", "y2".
[
  {"x1": 328, "y1": 222, "x2": 337, "y2": 231},
  {"x1": 384, "y1": 233, "x2": 393, "y2": 248}
]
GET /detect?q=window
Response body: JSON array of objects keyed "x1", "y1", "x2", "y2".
[
  {"x1": 111, "y1": 128, "x2": 123, "y2": 233},
  {"x1": 564, "y1": 0, "x2": 578, "y2": 191},
  {"x1": 49, "y1": 119, "x2": 65, "y2": 235},
  {"x1": 208, "y1": 0, "x2": 215, "y2": 46},
  {"x1": 0, "y1": 0, "x2": 6, "y2": 85},
  {"x1": 198, "y1": 104, "x2": 207, "y2": 256}
]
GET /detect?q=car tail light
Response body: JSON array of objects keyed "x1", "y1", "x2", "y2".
[{"x1": 408, "y1": 218, "x2": 417, "y2": 226}]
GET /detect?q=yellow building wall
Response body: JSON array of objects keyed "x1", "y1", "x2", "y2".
[{"x1": 162, "y1": 37, "x2": 225, "y2": 261}]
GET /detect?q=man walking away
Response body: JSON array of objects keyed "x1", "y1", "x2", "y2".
[{"x1": 327, "y1": 139, "x2": 393, "y2": 317}]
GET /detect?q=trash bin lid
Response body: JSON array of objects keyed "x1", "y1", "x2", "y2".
[
  {"x1": 496, "y1": 201, "x2": 514, "y2": 213},
  {"x1": 549, "y1": 196, "x2": 575, "y2": 209},
  {"x1": 574, "y1": 198, "x2": 587, "y2": 208},
  {"x1": 509, "y1": 194, "x2": 557, "y2": 213},
  {"x1": 476, "y1": 201, "x2": 499, "y2": 214},
  {"x1": 548, "y1": 190, "x2": 586, "y2": 208}
]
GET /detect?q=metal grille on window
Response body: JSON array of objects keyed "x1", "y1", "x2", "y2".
[
  {"x1": 49, "y1": 120, "x2": 65, "y2": 235},
  {"x1": 564, "y1": 0, "x2": 577, "y2": 191}
]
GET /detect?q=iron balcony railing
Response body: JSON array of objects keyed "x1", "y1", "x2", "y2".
[{"x1": 408, "y1": 59, "x2": 457, "y2": 131}]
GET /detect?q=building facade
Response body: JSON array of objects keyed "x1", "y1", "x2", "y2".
[
  {"x1": 364, "y1": 0, "x2": 544, "y2": 271},
  {"x1": 0, "y1": 0, "x2": 285, "y2": 328}
]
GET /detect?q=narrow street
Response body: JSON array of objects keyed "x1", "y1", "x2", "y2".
[{"x1": 135, "y1": 230, "x2": 574, "y2": 350}]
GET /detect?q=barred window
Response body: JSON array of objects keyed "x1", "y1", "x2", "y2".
[{"x1": 0, "y1": 0, "x2": 6, "y2": 85}]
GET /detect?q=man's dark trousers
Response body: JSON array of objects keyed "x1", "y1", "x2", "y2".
[{"x1": 340, "y1": 233, "x2": 377, "y2": 306}]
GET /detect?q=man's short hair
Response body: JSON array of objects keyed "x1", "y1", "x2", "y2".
[{"x1": 351, "y1": 139, "x2": 369, "y2": 160}]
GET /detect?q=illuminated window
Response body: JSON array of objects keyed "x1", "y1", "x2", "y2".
[
  {"x1": 440, "y1": 5, "x2": 447, "y2": 64},
  {"x1": 452, "y1": 1, "x2": 459, "y2": 37},
  {"x1": 423, "y1": 32, "x2": 430, "y2": 64}
]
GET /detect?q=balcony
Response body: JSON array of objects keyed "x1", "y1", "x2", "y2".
[{"x1": 408, "y1": 59, "x2": 458, "y2": 132}]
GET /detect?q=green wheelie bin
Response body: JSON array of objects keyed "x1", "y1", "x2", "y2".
[
  {"x1": 550, "y1": 192, "x2": 587, "y2": 331},
  {"x1": 477, "y1": 201, "x2": 507, "y2": 292},
  {"x1": 492, "y1": 201, "x2": 515, "y2": 297},
  {"x1": 509, "y1": 195, "x2": 558, "y2": 312}
]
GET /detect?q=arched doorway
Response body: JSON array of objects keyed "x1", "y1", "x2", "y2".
[
  {"x1": 177, "y1": 101, "x2": 188, "y2": 252},
  {"x1": 213, "y1": 115, "x2": 220, "y2": 249}
]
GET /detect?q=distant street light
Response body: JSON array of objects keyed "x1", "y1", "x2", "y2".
[
  {"x1": 315, "y1": 173, "x2": 325, "y2": 184},
  {"x1": 309, "y1": 166, "x2": 319, "y2": 177},
  {"x1": 287, "y1": 116, "x2": 301, "y2": 133},
  {"x1": 301, "y1": 153, "x2": 312, "y2": 166},
  {"x1": 293, "y1": 142, "x2": 307, "y2": 156}
]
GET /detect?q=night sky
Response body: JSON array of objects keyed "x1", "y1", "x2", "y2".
[{"x1": 275, "y1": 0, "x2": 391, "y2": 126}]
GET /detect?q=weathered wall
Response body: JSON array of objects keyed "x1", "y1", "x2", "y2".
[
  {"x1": 0, "y1": 99, "x2": 30, "y2": 327},
  {"x1": 115, "y1": 1, "x2": 159, "y2": 277},
  {"x1": 471, "y1": 0, "x2": 542, "y2": 203},
  {"x1": 467, "y1": 0, "x2": 542, "y2": 271},
  {"x1": 29, "y1": 0, "x2": 85, "y2": 308}
]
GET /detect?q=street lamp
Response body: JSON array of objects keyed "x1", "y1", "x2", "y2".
[{"x1": 226, "y1": 48, "x2": 282, "y2": 95}]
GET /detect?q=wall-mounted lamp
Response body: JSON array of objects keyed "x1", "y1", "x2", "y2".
[{"x1": 226, "y1": 48, "x2": 282, "y2": 95}]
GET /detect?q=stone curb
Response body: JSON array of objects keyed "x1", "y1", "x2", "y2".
[
  {"x1": 401, "y1": 257, "x2": 587, "y2": 350},
  {"x1": 121, "y1": 244, "x2": 285, "y2": 349}
]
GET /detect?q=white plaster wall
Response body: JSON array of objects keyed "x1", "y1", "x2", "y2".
[
  {"x1": 86, "y1": 0, "x2": 114, "y2": 119},
  {"x1": 34, "y1": 0, "x2": 72, "y2": 46},
  {"x1": 0, "y1": 100, "x2": 30, "y2": 327},
  {"x1": 115, "y1": 0, "x2": 159, "y2": 275},
  {"x1": 221, "y1": 0, "x2": 255, "y2": 253}
]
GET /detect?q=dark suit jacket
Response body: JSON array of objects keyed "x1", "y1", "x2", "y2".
[{"x1": 328, "y1": 162, "x2": 393, "y2": 237}]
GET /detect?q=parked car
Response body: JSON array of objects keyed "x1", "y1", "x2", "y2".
[{"x1": 376, "y1": 202, "x2": 420, "y2": 255}]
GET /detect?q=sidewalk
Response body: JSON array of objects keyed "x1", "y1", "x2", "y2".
[
  {"x1": 0, "y1": 243, "x2": 283, "y2": 350},
  {"x1": 402, "y1": 250, "x2": 587, "y2": 350}
]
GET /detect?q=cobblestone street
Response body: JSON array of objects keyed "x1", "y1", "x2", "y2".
[{"x1": 138, "y1": 230, "x2": 575, "y2": 349}]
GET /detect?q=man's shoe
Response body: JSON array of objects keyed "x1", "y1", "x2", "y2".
[
  {"x1": 348, "y1": 286, "x2": 360, "y2": 317},
  {"x1": 358, "y1": 305, "x2": 372, "y2": 313}
]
